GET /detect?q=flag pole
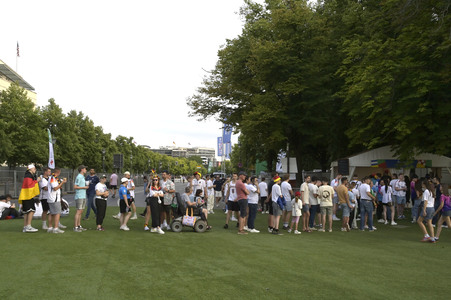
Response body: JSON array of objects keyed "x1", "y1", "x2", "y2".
[{"x1": 16, "y1": 42, "x2": 19, "y2": 72}]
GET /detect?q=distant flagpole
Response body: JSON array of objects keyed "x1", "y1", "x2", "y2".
[
  {"x1": 16, "y1": 42, "x2": 20, "y2": 72},
  {"x1": 48, "y1": 129, "x2": 55, "y2": 169}
]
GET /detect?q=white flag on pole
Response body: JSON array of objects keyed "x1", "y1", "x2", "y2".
[{"x1": 48, "y1": 129, "x2": 55, "y2": 169}]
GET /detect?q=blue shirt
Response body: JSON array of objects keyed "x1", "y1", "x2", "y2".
[
  {"x1": 86, "y1": 175, "x2": 99, "y2": 194},
  {"x1": 74, "y1": 174, "x2": 87, "y2": 200},
  {"x1": 119, "y1": 185, "x2": 130, "y2": 200}
]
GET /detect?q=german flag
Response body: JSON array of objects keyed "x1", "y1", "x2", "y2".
[{"x1": 18, "y1": 172, "x2": 40, "y2": 204}]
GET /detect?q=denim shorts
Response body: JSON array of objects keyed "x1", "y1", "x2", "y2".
[
  {"x1": 443, "y1": 210, "x2": 451, "y2": 217},
  {"x1": 340, "y1": 203, "x2": 351, "y2": 217},
  {"x1": 396, "y1": 196, "x2": 406, "y2": 205},
  {"x1": 302, "y1": 203, "x2": 310, "y2": 213},
  {"x1": 421, "y1": 207, "x2": 434, "y2": 220}
]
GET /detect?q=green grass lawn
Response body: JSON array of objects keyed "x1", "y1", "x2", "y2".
[{"x1": 1, "y1": 208, "x2": 450, "y2": 299}]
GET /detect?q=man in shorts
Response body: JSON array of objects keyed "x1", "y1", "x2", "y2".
[
  {"x1": 160, "y1": 171, "x2": 175, "y2": 230},
  {"x1": 39, "y1": 167, "x2": 51, "y2": 229},
  {"x1": 19, "y1": 164, "x2": 41, "y2": 233},
  {"x1": 331, "y1": 173, "x2": 342, "y2": 221},
  {"x1": 109, "y1": 171, "x2": 118, "y2": 198},
  {"x1": 124, "y1": 171, "x2": 137, "y2": 220},
  {"x1": 224, "y1": 173, "x2": 239, "y2": 229},
  {"x1": 266, "y1": 172, "x2": 280, "y2": 232},
  {"x1": 318, "y1": 178, "x2": 334, "y2": 232},
  {"x1": 236, "y1": 171, "x2": 249, "y2": 234},
  {"x1": 213, "y1": 175, "x2": 224, "y2": 208},
  {"x1": 47, "y1": 168, "x2": 67, "y2": 233},
  {"x1": 337, "y1": 177, "x2": 352, "y2": 231},
  {"x1": 271, "y1": 176, "x2": 283, "y2": 235},
  {"x1": 281, "y1": 174, "x2": 293, "y2": 230},
  {"x1": 74, "y1": 165, "x2": 89, "y2": 232}
]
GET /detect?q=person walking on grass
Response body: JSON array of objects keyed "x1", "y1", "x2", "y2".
[
  {"x1": 434, "y1": 184, "x2": 451, "y2": 241},
  {"x1": 337, "y1": 177, "x2": 352, "y2": 232},
  {"x1": 359, "y1": 177, "x2": 376, "y2": 232},
  {"x1": 47, "y1": 168, "x2": 67, "y2": 234},
  {"x1": 417, "y1": 180, "x2": 436, "y2": 243},
  {"x1": 118, "y1": 177, "x2": 132, "y2": 231},
  {"x1": 84, "y1": 168, "x2": 99, "y2": 221},
  {"x1": 236, "y1": 171, "x2": 250, "y2": 235},
  {"x1": 317, "y1": 178, "x2": 334, "y2": 232},
  {"x1": 109, "y1": 171, "x2": 118, "y2": 198},
  {"x1": 380, "y1": 179, "x2": 397, "y2": 226},
  {"x1": 39, "y1": 167, "x2": 51, "y2": 230},
  {"x1": 95, "y1": 175, "x2": 109, "y2": 231},
  {"x1": 281, "y1": 174, "x2": 293, "y2": 230},
  {"x1": 271, "y1": 176, "x2": 283, "y2": 235},
  {"x1": 288, "y1": 191, "x2": 302, "y2": 234},
  {"x1": 19, "y1": 164, "x2": 41, "y2": 233},
  {"x1": 300, "y1": 175, "x2": 311, "y2": 232},
  {"x1": 74, "y1": 165, "x2": 89, "y2": 232}
]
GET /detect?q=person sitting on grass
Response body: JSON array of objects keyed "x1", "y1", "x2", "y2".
[
  {"x1": 417, "y1": 180, "x2": 436, "y2": 243},
  {"x1": 433, "y1": 184, "x2": 451, "y2": 241},
  {"x1": 0, "y1": 194, "x2": 20, "y2": 220},
  {"x1": 118, "y1": 177, "x2": 132, "y2": 231}
]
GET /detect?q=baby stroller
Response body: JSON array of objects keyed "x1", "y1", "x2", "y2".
[{"x1": 171, "y1": 193, "x2": 208, "y2": 233}]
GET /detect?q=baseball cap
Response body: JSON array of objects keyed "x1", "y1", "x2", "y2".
[
  {"x1": 295, "y1": 191, "x2": 301, "y2": 197},
  {"x1": 100, "y1": 174, "x2": 107, "y2": 178},
  {"x1": 121, "y1": 177, "x2": 128, "y2": 183},
  {"x1": 238, "y1": 171, "x2": 247, "y2": 176},
  {"x1": 124, "y1": 171, "x2": 130, "y2": 176},
  {"x1": 27, "y1": 164, "x2": 35, "y2": 169}
]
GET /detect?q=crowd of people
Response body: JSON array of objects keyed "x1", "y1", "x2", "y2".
[{"x1": 2, "y1": 165, "x2": 450, "y2": 243}]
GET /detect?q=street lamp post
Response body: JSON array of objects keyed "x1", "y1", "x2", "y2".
[{"x1": 130, "y1": 154, "x2": 133, "y2": 174}]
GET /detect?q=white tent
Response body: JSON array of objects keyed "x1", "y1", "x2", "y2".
[{"x1": 330, "y1": 146, "x2": 451, "y2": 181}]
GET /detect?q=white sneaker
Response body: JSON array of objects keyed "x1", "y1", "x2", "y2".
[
  {"x1": 53, "y1": 228, "x2": 65, "y2": 234},
  {"x1": 23, "y1": 225, "x2": 38, "y2": 233},
  {"x1": 224, "y1": 210, "x2": 228, "y2": 214},
  {"x1": 294, "y1": 230, "x2": 301, "y2": 234},
  {"x1": 287, "y1": 229, "x2": 292, "y2": 233},
  {"x1": 364, "y1": 225, "x2": 369, "y2": 229},
  {"x1": 442, "y1": 225, "x2": 448, "y2": 228},
  {"x1": 130, "y1": 214, "x2": 138, "y2": 220},
  {"x1": 372, "y1": 226, "x2": 377, "y2": 230},
  {"x1": 244, "y1": 226, "x2": 250, "y2": 231},
  {"x1": 231, "y1": 216, "x2": 238, "y2": 222},
  {"x1": 47, "y1": 227, "x2": 54, "y2": 233},
  {"x1": 378, "y1": 219, "x2": 385, "y2": 223},
  {"x1": 157, "y1": 227, "x2": 165, "y2": 234},
  {"x1": 112, "y1": 214, "x2": 120, "y2": 219},
  {"x1": 42, "y1": 223, "x2": 48, "y2": 230},
  {"x1": 384, "y1": 221, "x2": 389, "y2": 225},
  {"x1": 341, "y1": 228, "x2": 346, "y2": 232},
  {"x1": 309, "y1": 227, "x2": 317, "y2": 231},
  {"x1": 150, "y1": 228, "x2": 158, "y2": 233},
  {"x1": 250, "y1": 229, "x2": 260, "y2": 233},
  {"x1": 121, "y1": 225, "x2": 130, "y2": 231},
  {"x1": 144, "y1": 226, "x2": 150, "y2": 231},
  {"x1": 391, "y1": 221, "x2": 397, "y2": 226},
  {"x1": 268, "y1": 227, "x2": 273, "y2": 233},
  {"x1": 332, "y1": 215, "x2": 341, "y2": 221},
  {"x1": 58, "y1": 223, "x2": 67, "y2": 229}
]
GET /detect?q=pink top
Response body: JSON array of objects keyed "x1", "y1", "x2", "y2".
[{"x1": 441, "y1": 194, "x2": 451, "y2": 212}]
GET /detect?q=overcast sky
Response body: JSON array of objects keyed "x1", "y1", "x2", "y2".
[{"x1": 1, "y1": 0, "x2": 261, "y2": 153}]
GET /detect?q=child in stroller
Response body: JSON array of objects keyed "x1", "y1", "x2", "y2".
[{"x1": 171, "y1": 187, "x2": 211, "y2": 232}]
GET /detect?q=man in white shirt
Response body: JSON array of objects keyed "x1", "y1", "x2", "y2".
[
  {"x1": 224, "y1": 173, "x2": 239, "y2": 229},
  {"x1": 160, "y1": 171, "x2": 175, "y2": 230},
  {"x1": 258, "y1": 178, "x2": 268, "y2": 213},
  {"x1": 281, "y1": 174, "x2": 293, "y2": 230},
  {"x1": 39, "y1": 167, "x2": 51, "y2": 229},
  {"x1": 331, "y1": 174, "x2": 342, "y2": 221},
  {"x1": 271, "y1": 176, "x2": 283, "y2": 235},
  {"x1": 308, "y1": 177, "x2": 321, "y2": 230},
  {"x1": 359, "y1": 177, "x2": 376, "y2": 231},
  {"x1": 300, "y1": 175, "x2": 311, "y2": 232},
  {"x1": 395, "y1": 174, "x2": 407, "y2": 219},
  {"x1": 193, "y1": 172, "x2": 207, "y2": 199}
]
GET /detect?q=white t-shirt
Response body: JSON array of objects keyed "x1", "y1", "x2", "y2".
[
  {"x1": 207, "y1": 180, "x2": 214, "y2": 196},
  {"x1": 0, "y1": 201, "x2": 12, "y2": 218},
  {"x1": 380, "y1": 186, "x2": 393, "y2": 204},
  {"x1": 193, "y1": 178, "x2": 206, "y2": 197},
  {"x1": 95, "y1": 183, "x2": 108, "y2": 200},
  {"x1": 395, "y1": 180, "x2": 406, "y2": 197},
  {"x1": 247, "y1": 184, "x2": 259, "y2": 204},
  {"x1": 258, "y1": 182, "x2": 268, "y2": 197},
  {"x1": 348, "y1": 191, "x2": 356, "y2": 208},
  {"x1": 359, "y1": 183, "x2": 371, "y2": 200},
  {"x1": 300, "y1": 182, "x2": 309, "y2": 204},
  {"x1": 331, "y1": 179, "x2": 339, "y2": 197},
  {"x1": 271, "y1": 184, "x2": 282, "y2": 202},
  {"x1": 308, "y1": 183, "x2": 319, "y2": 205},
  {"x1": 352, "y1": 188, "x2": 360, "y2": 201},
  {"x1": 281, "y1": 181, "x2": 292, "y2": 202},
  {"x1": 47, "y1": 176, "x2": 61, "y2": 203},
  {"x1": 226, "y1": 182, "x2": 237, "y2": 201},
  {"x1": 127, "y1": 179, "x2": 135, "y2": 198},
  {"x1": 39, "y1": 176, "x2": 49, "y2": 200},
  {"x1": 390, "y1": 179, "x2": 398, "y2": 195},
  {"x1": 423, "y1": 189, "x2": 434, "y2": 208}
]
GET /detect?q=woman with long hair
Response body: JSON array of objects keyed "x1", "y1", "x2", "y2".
[
  {"x1": 434, "y1": 184, "x2": 451, "y2": 241},
  {"x1": 144, "y1": 175, "x2": 164, "y2": 234},
  {"x1": 417, "y1": 180, "x2": 436, "y2": 243},
  {"x1": 380, "y1": 179, "x2": 396, "y2": 226}
]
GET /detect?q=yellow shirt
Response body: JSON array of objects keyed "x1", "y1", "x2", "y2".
[{"x1": 337, "y1": 185, "x2": 349, "y2": 204}]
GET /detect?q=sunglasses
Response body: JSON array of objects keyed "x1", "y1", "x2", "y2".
[{"x1": 153, "y1": 179, "x2": 159, "y2": 181}]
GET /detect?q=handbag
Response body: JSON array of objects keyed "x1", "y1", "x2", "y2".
[{"x1": 182, "y1": 207, "x2": 197, "y2": 226}]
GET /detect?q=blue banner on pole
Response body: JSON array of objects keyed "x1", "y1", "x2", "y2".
[
  {"x1": 217, "y1": 137, "x2": 223, "y2": 156},
  {"x1": 225, "y1": 142, "x2": 231, "y2": 159},
  {"x1": 222, "y1": 124, "x2": 232, "y2": 143}
]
